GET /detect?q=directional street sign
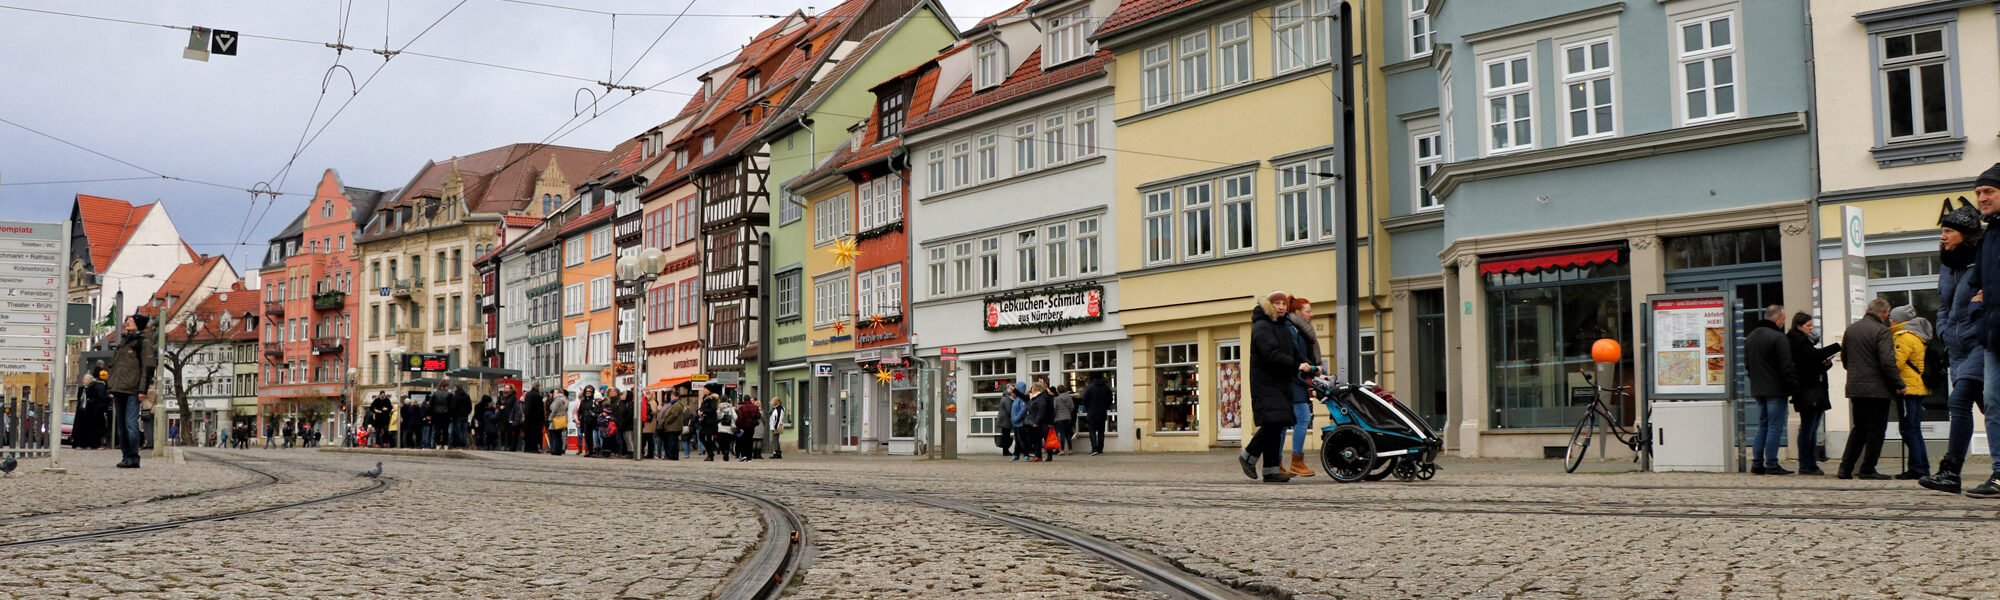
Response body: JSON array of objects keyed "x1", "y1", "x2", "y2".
[
  {"x1": 210, "y1": 29, "x2": 239, "y2": 55},
  {"x1": 0, "y1": 221, "x2": 65, "y2": 375}
]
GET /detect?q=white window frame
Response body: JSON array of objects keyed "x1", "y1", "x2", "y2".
[
  {"x1": 1674, "y1": 11, "x2": 1742, "y2": 126},
  {"x1": 1076, "y1": 217, "x2": 1101, "y2": 276},
  {"x1": 1013, "y1": 121, "x2": 1039, "y2": 172},
  {"x1": 1182, "y1": 181, "x2": 1215, "y2": 259},
  {"x1": 1218, "y1": 18, "x2": 1253, "y2": 89},
  {"x1": 1070, "y1": 104, "x2": 1098, "y2": 158},
  {"x1": 926, "y1": 148, "x2": 948, "y2": 195},
  {"x1": 1221, "y1": 173, "x2": 1256, "y2": 255},
  {"x1": 1177, "y1": 30, "x2": 1212, "y2": 101},
  {"x1": 590, "y1": 227, "x2": 612, "y2": 259},
  {"x1": 1482, "y1": 53, "x2": 1535, "y2": 154},
  {"x1": 1273, "y1": 1, "x2": 1308, "y2": 74},
  {"x1": 1412, "y1": 129, "x2": 1444, "y2": 211},
  {"x1": 1044, "y1": 222, "x2": 1070, "y2": 281},
  {"x1": 590, "y1": 275, "x2": 612, "y2": 311},
  {"x1": 564, "y1": 283, "x2": 585, "y2": 316},
  {"x1": 812, "y1": 273, "x2": 852, "y2": 327},
  {"x1": 1144, "y1": 190, "x2": 1176, "y2": 266},
  {"x1": 776, "y1": 270, "x2": 800, "y2": 320},
  {"x1": 976, "y1": 133, "x2": 999, "y2": 182},
  {"x1": 1015, "y1": 229, "x2": 1040, "y2": 285},
  {"x1": 1044, "y1": 8, "x2": 1092, "y2": 67},
  {"x1": 1043, "y1": 112, "x2": 1068, "y2": 166},
  {"x1": 1142, "y1": 43, "x2": 1173, "y2": 110},
  {"x1": 950, "y1": 139, "x2": 972, "y2": 188},
  {"x1": 926, "y1": 247, "x2": 948, "y2": 299},
  {"x1": 952, "y1": 241, "x2": 974, "y2": 294},
  {"x1": 565, "y1": 238, "x2": 585, "y2": 267},
  {"x1": 779, "y1": 192, "x2": 804, "y2": 225},
  {"x1": 1875, "y1": 25, "x2": 1956, "y2": 143},
  {"x1": 813, "y1": 193, "x2": 851, "y2": 245},
  {"x1": 976, "y1": 41, "x2": 1005, "y2": 89},
  {"x1": 1409, "y1": 0, "x2": 1432, "y2": 58},
  {"x1": 1277, "y1": 161, "x2": 1315, "y2": 246},
  {"x1": 1559, "y1": 37, "x2": 1617, "y2": 143},
  {"x1": 978, "y1": 236, "x2": 1002, "y2": 290}
]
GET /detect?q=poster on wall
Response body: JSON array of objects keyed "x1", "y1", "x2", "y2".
[
  {"x1": 1649, "y1": 295, "x2": 1732, "y2": 397},
  {"x1": 983, "y1": 283, "x2": 1104, "y2": 331}
]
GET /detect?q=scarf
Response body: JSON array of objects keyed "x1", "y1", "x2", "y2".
[{"x1": 1943, "y1": 241, "x2": 1977, "y2": 270}]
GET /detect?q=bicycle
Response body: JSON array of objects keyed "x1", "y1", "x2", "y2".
[{"x1": 1562, "y1": 368, "x2": 1653, "y2": 473}]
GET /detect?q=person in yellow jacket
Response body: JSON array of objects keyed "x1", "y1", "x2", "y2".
[{"x1": 1889, "y1": 305, "x2": 1934, "y2": 479}]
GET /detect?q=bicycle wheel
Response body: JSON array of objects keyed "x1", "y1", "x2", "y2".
[
  {"x1": 1563, "y1": 411, "x2": 1599, "y2": 473},
  {"x1": 1320, "y1": 425, "x2": 1378, "y2": 483}
]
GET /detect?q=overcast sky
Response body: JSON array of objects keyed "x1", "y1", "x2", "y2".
[{"x1": 1, "y1": 0, "x2": 1020, "y2": 274}]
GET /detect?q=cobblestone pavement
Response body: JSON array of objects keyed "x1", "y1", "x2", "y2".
[
  {"x1": 0, "y1": 450, "x2": 262, "y2": 520},
  {"x1": 5, "y1": 448, "x2": 1999, "y2": 599}
]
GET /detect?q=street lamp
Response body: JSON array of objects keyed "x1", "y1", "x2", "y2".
[
  {"x1": 345, "y1": 366, "x2": 358, "y2": 447},
  {"x1": 616, "y1": 247, "x2": 667, "y2": 461}
]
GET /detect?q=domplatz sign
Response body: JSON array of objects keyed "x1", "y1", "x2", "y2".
[{"x1": 983, "y1": 283, "x2": 1103, "y2": 332}]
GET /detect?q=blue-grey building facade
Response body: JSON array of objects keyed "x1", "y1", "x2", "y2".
[{"x1": 1380, "y1": 0, "x2": 1818, "y2": 458}]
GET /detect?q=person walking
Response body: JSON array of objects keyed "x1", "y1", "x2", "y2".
[
  {"x1": 1009, "y1": 384, "x2": 1033, "y2": 462},
  {"x1": 1965, "y1": 165, "x2": 2000, "y2": 497},
  {"x1": 546, "y1": 389, "x2": 569, "y2": 456},
  {"x1": 736, "y1": 397, "x2": 762, "y2": 462},
  {"x1": 1923, "y1": 201, "x2": 1992, "y2": 494},
  {"x1": 1051, "y1": 385, "x2": 1076, "y2": 456},
  {"x1": 1082, "y1": 375, "x2": 1111, "y2": 456},
  {"x1": 1839, "y1": 298, "x2": 1903, "y2": 480},
  {"x1": 1283, "y1": 296, "x2": 1324, "y2": 477},
  {"x1": 1240, "y1": 291, "x2": 1305, "y2": 483},
  {"x1": 766, "y1": 397, "x2": 786, "y2": 460},
  {"x1": 1745, "y1": 305, "x2": 1797, "y2": 475},
  {"x1": 1787, "y1": 312, "x2": 1840, "y2": 476},
  {"x1": 994, "y1": 384, "x2": 1016, "y2": 458},
  {"x1": 717, "y1": 394, "x2": 738, "y2": 461},
  {"x1": 656, "y1": 394, "x2": 683, "y2": 461},
  {"x1": 1888, "y1": 305, "x2": 1935, "y2": 479},
  {"x1": 106, "y1": 314, "x2": 157, "y2": 468}
]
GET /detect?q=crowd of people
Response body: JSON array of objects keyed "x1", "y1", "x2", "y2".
[{"x1": 357, "y1": 381, "x2": 787, "y2": 462}]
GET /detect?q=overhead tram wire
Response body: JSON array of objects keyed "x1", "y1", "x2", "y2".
[{"x1": 0, "y1": 115, "x2": 288, "y2": 196}]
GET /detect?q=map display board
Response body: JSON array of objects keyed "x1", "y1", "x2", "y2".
[{"x1": 1648, "y1": 294, "x2": 1733, "y2": 398}]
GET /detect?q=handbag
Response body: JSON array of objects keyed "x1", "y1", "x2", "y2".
[
  {"x1": 1044, "y1": 428, "x2": 1061, "y2": 451},
  {"x1": 552, "y1": 414, "x2": 568, "y2": 430}
]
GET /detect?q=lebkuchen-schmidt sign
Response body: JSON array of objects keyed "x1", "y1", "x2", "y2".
[{"x1": 984, "y1": 283, "x2": 1103, "y2": 332}]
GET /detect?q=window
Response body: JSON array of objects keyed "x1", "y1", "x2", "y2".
[
  {"x1": 967, "y1": 358, "x2": 1017, "y2": 435},
  {"x1": 702, "y1": 134, "x2": 715, "y2": 154},
  {"x1": 450, "y1": 295, "x2": 462, "y2": 330},
  {"x1": 976, "y1": 133, "x2": 999, "y2": 182},
  {"x1": 978, "y1": 237, "x2": 1001, "y2": 290},
  {"x1": 1182, "y1": 182, "x2": 1214, "y2": 259},
  {"x1": 565, "y1": 238, "x2": 584, "y2": 267},
  {"x1": 370, "y1": 305, "x2": 380, "y2": 337},
  {"x1": 1042, "y1": 113, "x2": 1067, "y2": 165},
  {"x1": 747, "y1": 74, "x2": 761, "y2": 95},
  {"x1": 813, "y1": 275, "x2": 852, "y2": 326},
  {"x1": 1676, "y1": 12, "x2": 1739, "y2": 124},
  {"x1": 564, "y1": 283, "x2": 584, "y2": 316},
  {"x1": 776, "y1": 271, "x2": 800, "y2": 319},
  {"x1": 1154, "y1": 342, "x2": 1200, "y2": 432},
  {"x1": 1177, "y1": 31, "x2": 1211, "y2": 100},
  {"x1": 1045, "y1": 8, "x2": 1091, "y2": 66},
  {"x1": 650, "y1": 284, "x2": 674, "y2": 331},
  {"x1": 1045, "y1": 223, "x2": 1070, "y2": 280},
  {"x1": 1409, "y1": 0, "x2": 1432, "y2": 58},
  {"x1": 1076, "y1": 218, "x2": 1100, "y2": 275},
  {"x1": 857, "y1": 264, "x2": 902, "y2": 317},
  {"x1": 1278, "y1": 162, "x2": 1313, "y2": 245},
  {"x1": 1413, "y1": 131, "x2": 1444, "y2": 210},
  {"x1": 590, "y1": 275, "x2": 612, "y2": 311},
  {"x1": 678, "y1": 198, "x2": 697, "y2": 243},
  {"x1": 950, "y1": 140, "x2": 971, "y2": 189},
  {"x1": 590, "y1": 228, "x2": 611, "y2": 259},
  {"x1": 858, "y1": 176, "x2": 903, "y2": 230},
  {"x1": 1070, "y1": 106, "x2": 1098, "y2": 158},
  {"x1": 926, "y1": 148, "x2": 948, "y2": 195},
  {"x1": 1013, "y1": 121, "x2": 1038, "y2": 171},
  {"x1": 680, "y1": 278, "x2": 698, "y2": 326},
  {"x1": 952, "y1": 242, "x2": 974, "y2": 294},
  {"x1": 1312, "y1": 156, "x2": 1337, "y2": 241},
  {"x1": 1145, "y1": 190, "x2": 1175, "y2": 265},
  {"x1": 451, "y1": 249, "x2": 462, "y2": 279},
  {"x1": 434, "y1": 298, "x2": 446, "y2": 332},
  {"x1": 927, "y1": 247, "x2": 948, "y2": 299},
  {"x1": 1016, "y1": 230, "x2": 1039, "y2": 285},
  {"x1": 1561, "y1": 38, "x2": 1615, "y2": 142},
  {"x1": 1359, "y1": 329, "x2": 1379, "y2": 383},
  {"x1": 1142, "y1": 43, "x2": 1172, "y2": 110},
  {"x1": 588, "y1": 330, "x2": 611, "y2": 365},
  {"x1": 1221, "y1": 174, "x2": 1255, "y2": 254},
  {"x1": 1483, "y1": 54, "x2": 1534, "y2": 153},
  {"x1": 1218, "y1": 19, "x2": 1252, "y2": 90},
  {"x1": 878, "y1": 93, "x2": 905, "y2": 139},
  {"x1": 371, "y1": 261, "x2": 381, "y2": 288},
  {"x1": 814, "y1": 193, "x2": 852, "y2": 244},
  {"x1": 321, "y1": 200, "x2": 334, "y2": 219},
  {"x1": 563, "y1": 334, "x2": 582, "y2": 366},
  {"x1": 1877, "y1": 27, "x2": 1952, "y2": 141},
  {"x1": 779, "y1": 192, "x2": 803, "y2": 225},
  {"x1": 976, "y1": 41, "x2": 1004, "y2": 89},
  {"x1": 1273, "y1": 1, "x2": 1330, "y2": 73},
  {"x1": 434, "y1": 251, "x2": 447, "y2": 281}
]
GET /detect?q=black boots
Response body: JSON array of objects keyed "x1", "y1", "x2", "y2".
[
  {"x1": 1920, "y1": 456, "x2": 1963, "y2": 494},
  {"x1": 1967, "y1": 474, "x2": 2000, "y2": 499}
]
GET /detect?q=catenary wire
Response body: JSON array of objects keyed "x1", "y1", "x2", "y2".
[{"x1": 0, "y1": 116, "x2": 289, "y2": 196}]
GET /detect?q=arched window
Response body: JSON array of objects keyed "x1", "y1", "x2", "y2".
[
  {"x1": 322, "y1": 200, "x2": 334, "y2": 219},
  {"x1": 542, "y1": 194, "x2": 553, "y2": 214}
]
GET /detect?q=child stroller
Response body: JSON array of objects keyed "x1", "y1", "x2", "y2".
[{"x1": 1305, "y1": 371, "x2": 1444, "y2": 483}]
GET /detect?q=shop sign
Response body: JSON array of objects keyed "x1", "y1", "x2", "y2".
[
  {"x1": 673, "y1": 359, "x2": 699, "y2": 369},
  {"x1": 810, "y1": 334, "x2": 852, "y2": 346},
  {"x1": 814, "y1": 363, "x2": 834, "y2": 377},
  {"x1": 983, "y1": 283, "x2": 1104, "y2": 332},
  {"x1": 856, "y1": 332, "x2": 898, "y2": 344}
]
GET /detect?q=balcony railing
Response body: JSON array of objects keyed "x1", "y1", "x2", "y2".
[
  {"x1": 262, "y1": 342, "x2": 283, "y2": 357},
  {"x1": 392, "y1": 278, "x2": 423, "y2": 298},
  {"x1": 311, "y1": 336, "x2": 344, "y2": 355},
  {"x1": 312, "y1": 290, "x2": 346, "y2": 310},
  {"x1": 263, "y1": 301, "x2": 286, "y2": 316}
]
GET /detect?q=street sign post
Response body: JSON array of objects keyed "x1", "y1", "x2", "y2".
[{"x1": 0, "y1": 220, "x2": 70, "y2": 467}]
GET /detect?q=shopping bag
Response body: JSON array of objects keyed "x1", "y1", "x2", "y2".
[{"x1": 1044, "y1": 428, "x2": 1061, "y2": 451}]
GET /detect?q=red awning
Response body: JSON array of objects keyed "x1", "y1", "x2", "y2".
[{"x1": 1480, "y1": 245, "x2": 1623, "y2": 276}]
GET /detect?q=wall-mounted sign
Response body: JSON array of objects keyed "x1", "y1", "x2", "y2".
[
  {"x1": 402, "y1": 352, "x2": 450, "y2": 372},
  {"x1": 809, "y1": 334, "x2": 853, "y2": 346},
  {"x1": 983, "y1": 283, "x2": 1104, "y2": 332},
  {"x1": 814, "y1": 363, "x2": 834, "y2": 377}
]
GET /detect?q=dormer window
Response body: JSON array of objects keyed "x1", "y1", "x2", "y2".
[
  {"x1": 879, "y1": 92, "x2": 905, "y2": 138},
  {"x1": 676, "y1": 148, "x2": 688, "y2": 168},
  {"x1": 1044, "y1": 8, "x2": 1092, "y2": 67},
  {"x1": 748, "y1": 74, "x2": 761, "y2": 94},
  {"x1": 976, "y1": 41, "x2": 1004, "y2": 89},
  {"x1": 702, "y1": 134, "x2": 716, "y2": 154}
]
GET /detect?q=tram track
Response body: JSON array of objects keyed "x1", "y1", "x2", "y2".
[
  {"x1": 0, "y1": 454, "x2": 392, "y2": 549},
  {"x1": 0, "y1": 453, "x2": 281, "y2": 526}
]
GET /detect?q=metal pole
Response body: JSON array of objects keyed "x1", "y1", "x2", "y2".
[
  {"x1": 633, "y1": 278, "x2": 646, "y2": 461},
  {"x1": 1337, "y1": 2, "x2": 1361, "y2": 382},
  {"x1": 151, "y1": 306, "x2": 167, "y2": 458}
]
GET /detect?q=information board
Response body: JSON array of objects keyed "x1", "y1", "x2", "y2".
[
  {"x1": 1648, "y1": 294, "x2": 1733, "y2": 398},
  {"x1": 0, "y1": 222, "x2": 65, "y2": 375}
]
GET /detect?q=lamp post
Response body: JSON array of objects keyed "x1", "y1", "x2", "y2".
[
  {"x1": 616, "y1": 247, "x2": 667, "y2": 461},
  {"x1": 345, "y1": 367, "x2": 358, "y2": 447}
]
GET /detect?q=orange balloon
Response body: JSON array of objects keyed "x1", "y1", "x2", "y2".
[{"x1": 1591, "y1": 339, "x2": 1622, "y2": 363}]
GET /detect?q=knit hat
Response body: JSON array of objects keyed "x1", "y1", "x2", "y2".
[
  {"x1": 129, "y1": 313, "x2": 150, "y2": 331},
  {"x1": 1940, "y1": 197, "x2": 1984, "y2": 238},
  {"x1": 1979, "y1": 163, "x2": 2000, "y2": 191},
  {"x1": 704, "y1": 382, "x2": 723, "y2": 395},
  {"x1": 1889, "y1": 304, "x2": 1917, "y2": 325}
]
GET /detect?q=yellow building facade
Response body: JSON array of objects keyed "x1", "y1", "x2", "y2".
[
  {"x1": 1098, "y1": 0, "x2": 1387, "y2": 452},
  {"x1": 795, "y1": 168, "x2": 859, "y2": 450}
]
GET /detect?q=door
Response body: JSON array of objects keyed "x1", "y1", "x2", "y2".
[
  {"x1": 1413, "y1": 290, "x2": 1449, "y2": 431},
  {"x1": 840, "y1": 371, "x2": 862, "y2": 451},
  {"x1": 1216, "y1": 340, "x2": 1243, "y2": 442}
]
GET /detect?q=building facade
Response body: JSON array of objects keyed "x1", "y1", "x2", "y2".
[{"x1": 258, "y1": 171, "x2": 382, "y2": 439}]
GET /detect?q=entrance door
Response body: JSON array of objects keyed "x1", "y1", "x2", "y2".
[
  {"x1": 1216, "y1": 341, "x2": 1243, "y2": 442},
  {"x1": 1413, "y1": 290, "x2": 1449, "y2": 431},
  {"x1": 840, "y1": 371, "x2": 862, "y2": 451}
]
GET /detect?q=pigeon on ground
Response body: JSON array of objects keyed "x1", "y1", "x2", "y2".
[
  {"x1": 357, "y1": 461, "x2": 381, "y2": 479},
  {"x1": 0, "y1": 457, "x2": 16, "y2": 477}
]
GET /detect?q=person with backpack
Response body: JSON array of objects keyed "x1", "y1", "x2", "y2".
[
  {"x1": 1745, "y1": 305, "x2": 1797, "y2": 475},
  {"x1": 1889, "y1": 305, "x2": 1938, "y2": 479},
  {"x1": 1923, "y1": 201, "x2": 1993, "y2": 494}
]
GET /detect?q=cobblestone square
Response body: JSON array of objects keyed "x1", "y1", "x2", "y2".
[{"x1": 1, "y1": 448, "x2": 1996, "y2": 599}]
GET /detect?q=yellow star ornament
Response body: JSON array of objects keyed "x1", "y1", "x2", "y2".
[
  {"x1": 829, "y1": 237, "x2": 861, "y2": 268},
  {"x1": 873, "y1": 367, "x2": 895, "y2": 384}
]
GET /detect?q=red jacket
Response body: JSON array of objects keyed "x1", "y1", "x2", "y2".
[{"x1": 735, "y1": 402, "x2": 762, "y2": 433}]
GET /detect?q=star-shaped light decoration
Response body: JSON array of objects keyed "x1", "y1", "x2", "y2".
[
  {"x1": 891, "y1": 370, "x2": 907, "y2": 381},
  {"x1": 873, "y1": 367, "x2": 895, "y2": 384},
  {"x1": 832, "y1": 321, "x2": 847, "y2": 335},
  {"x1": 866, "y1": 313, "x2": 887, "y2": 328},
  {"x1": 829, "y1": 237, "x2": 861, "y2": 268}
]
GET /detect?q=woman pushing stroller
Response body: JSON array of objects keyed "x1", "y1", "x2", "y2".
[{"x1": 1239, "y1": 290, "x2": 1315, "y2": 483}]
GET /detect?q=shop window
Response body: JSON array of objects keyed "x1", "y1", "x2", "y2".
[
  {"x1": 1665, "y1": 228, "x2": 1780, "y2": 271},
  {"x1": 1063, "y1": 349, "x2": 1118, "y2": 434},
  {"x1": 1154, "y1": 343, "x2": 1201, "y2": 433},
  {"x1": 1486, "y1": 261, "x2": 1631, "y2": 429},
  {"x1": 968, "y1": 358, "x2": 1017, "y2": 436},
  {"x1": 1215, "y1": 342, "x2": 1242, "y2": 434}
]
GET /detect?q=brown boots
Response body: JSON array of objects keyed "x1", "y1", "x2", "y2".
[{"x1": 1289, "y1": 453, "x2": 1316, "y2": 477}]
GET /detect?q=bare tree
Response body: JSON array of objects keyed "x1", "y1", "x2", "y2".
[{"x1": 159, "y1": 309, "x2": 237, "y2": 447}]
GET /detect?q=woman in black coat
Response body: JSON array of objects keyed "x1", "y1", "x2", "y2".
[
  {"x1": 1240, "y1": 291, "x2": 1307, "y2": 483},
  {"x1": 1787, "y1": 311, "x2": 1840, "y2": 476},
  {"x1": 575, "y1": 388, "x2": 598, "y2": 457}
]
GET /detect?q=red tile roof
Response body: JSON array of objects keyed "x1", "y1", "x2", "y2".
[
  {"x1": 1096, "y1": 0, "x2": 1208, "y2": 39},
  {"x1": 501, "y1": 214, "x2": 542, "y2": 228},
  {"x1": 975, "y1": 0, "x2": 1033, "y2": 28},
  {"x1": 909, "y1": 50, "x2": 1111, "y2": 133},
  {"x1": 388, "y1": 143, "x2": 610, "y2": 214},
  {"x1": 142, "y1": 255, "x2": 224, "y2": 321},
  {"x1": 184, "y1": 282, "x2": 262, "y2": 341},
  {"x1": 74, "y1": 194, "x2": 161, "y2": 270}
]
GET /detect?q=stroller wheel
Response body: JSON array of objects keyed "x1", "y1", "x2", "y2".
[
  {"x1": 1416, "y1": 463, "x2": 1437, "y2": 481},
  {"x1": 1320, "y1": 425, "x2": 1378, "y2": 483},
  {"x1": 1361, "y1": 458, "x2": 1396, "y2": 481}
]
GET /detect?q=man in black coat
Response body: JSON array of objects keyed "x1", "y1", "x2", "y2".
[
  {"x1": 1965, "y1": 163, "x2": 2000, "y2": 497},
  {"x1": 1744, "y1": 305, "x2": 1796, "y2": 475},
  {"x1": 1840, "y1": 298, "x2": 1904, "y2": 480},
  {"x1": 449, "y1": 384, "x2": 473, "y2": 449},
  {"x1": 368, "y1": 393, "x2": 393, "y2": 448},
  {"x1": 106, "y1": 314, "x2": 157, "y2": 468},
  {"x1": 1239, "y1": 291, "x2": 1308, "y2": 483},
  {"x1": 1081, "y1": 375, "x2": 1112, "y2": 456},
  {"x1": 522, "y1": 385, "x2": 545, "y2": 453}
]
